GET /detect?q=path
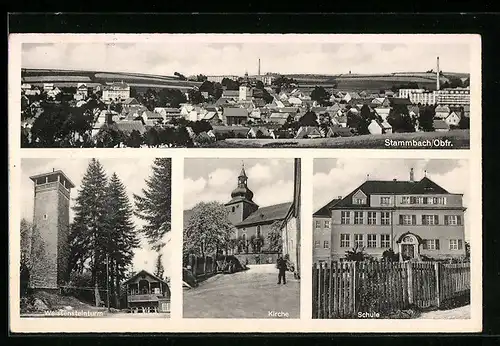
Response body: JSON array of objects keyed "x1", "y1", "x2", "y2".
[
  {"x1": 418, "y1": 305, "x2": 470, "y2": 319},
  {"x1": 183, "y1": 264, "x2": 300, "y2": 318}
]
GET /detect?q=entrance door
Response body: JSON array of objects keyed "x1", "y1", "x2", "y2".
[{"x1": 402, "y1": 244, "x2": 415, "y2": 259}]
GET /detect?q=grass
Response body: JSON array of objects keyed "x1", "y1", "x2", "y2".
[
  {"x1": 183, "y1": 266, "x2": 300, "y2": 319},
  {"x1": 209, "y1": 129, "x2": 470, "y2": 149}
]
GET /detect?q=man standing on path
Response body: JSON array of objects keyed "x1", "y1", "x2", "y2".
[{"x1": 277, "y1": 254, "x2": 287, "y2": 285}]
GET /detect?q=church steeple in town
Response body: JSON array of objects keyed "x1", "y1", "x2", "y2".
[{"x1": 230, "y1": 162, "x2": 254, "y2": 202}]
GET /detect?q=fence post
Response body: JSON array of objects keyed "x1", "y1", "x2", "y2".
[
  {"x1": 203, "y1": 256, "x2": 207, "y2": 276},
  {"x1": 434, "y1": 262, "x2": 441, "y2": 308},
  {"x1": 407, "y1": 262, "x2": 414, "y2": 305},
  {"x1": 352, "y1": 261, "x2": 357, "y2": 316}
]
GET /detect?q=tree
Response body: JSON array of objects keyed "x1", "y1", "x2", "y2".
[
  {"x1": 267, "y1": 221, "x2": 283, "y2": 252},
  {"x1": 382, "y1": 248, "x2": 400, "y2": 262},
  {"x1": 174, "y1": 72, "x2": 187, "y2": 80},
  {"x1": 465, "y1": 241, "x2": 470, "y2": 260},
  {"x1": 387, "y1": 104, "x2": 415, "y2": 133},
  {"x1": 20, "y1": 219, "x2": 34, "y2": 296},
  {"x1": 143, "y1": 127, "x2": 160, "y2": 147},
  {"x1": 94, "y1": 124, "x2": 126, "y2": 148},
  {"x1": 221, "y1": 78, "x2": 240, "y2": 90},
  {"x1": 154, "y1": 253, "x2": 165, "y2": 279},
  {"x1": 183, "y1": 201, "x2": 236, "y2": 257},
  {"x1": 69, "y1": 159, "x2": 109, "y2": 287},
  {"x1": 126, "y1": 130, "x2": 143, "y2": 148},
  {"x1": 188, "y1": 89, "x2": 204, "y2": 104},
  {"x1": 104, "y1": 173, "x2": 140, "y2": 307},
  {"x1": 299, "y1": 111, "x2": 318, "y2": 127},
  {"x1": 134, "y1": 158, "x2": 172, "y2": 251},
  {"x1": 310, "y1": 86, "x2": 332, "y2": 106},
  {"x1": 196, "y1": 74, "x2": 207, "y2": 82},
  {"x1": 345, "y1": 244, "x2": 369, "y2": 262},
  {"x1": 30, "y1": 101, "x2": 73, "y2": 147},
  {"x1": 250, "y1": 234, "x2": 265, "y2": 253},
  {"x1": 459, "y1": 115, "x2": 470, "y2": 129},
  {"x1": 357, "y1": 104, "x2": 376, "y2": 135},
  {"x1": 419, "y1": 105, "x2": 435, "y2": 131}
]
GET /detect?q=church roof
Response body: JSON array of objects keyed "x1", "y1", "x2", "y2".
[{"x1": 237, "y1": 202, "x2": 293, "y2": 227}]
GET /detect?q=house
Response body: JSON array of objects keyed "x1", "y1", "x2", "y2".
[
  {"x1": 372, "y1": 97, "x2": 390, "y2": 107},
  {"x1": 215, "y1": 96, "x2": 236, "y2": 107},
  {"x1": 247, "y1": 126, "x2": 274, "y2": 139},
  {"x1": 295, "y1": 126, "x2": 322, "y2": 139},
  {"x1": 271, "y1": 98, "x2": 286, "y2": 108},
  {"x1": 368, "y1": 119, "x2": 393, "y2": 135},
  {"x1": 322, "y1": 170, "x2": 466, "y2": 261},
  {"x1": 102, "y1": 81, "x2": 130, "y2": 102},
  {"x1": 76, "y1": 83, "x2": 88, "y2": 98},
  {"x1": 124, "y1": 98, "x2": 141, "y2": 107},
  {"x1": 269, "y1": 112, "x2": 290, "y2": 126},
  {"x1": 445, "y1": 112, "x2": 461, "y2": 127},
  {"x1": 142, "y1": 110, "x2": 165, "y2": 124},
  {"x1": 203, "y1": 111, "x2": 223, "y2": 125},
  {"x1": 313, "y1": 198, "x2": 341, "y2": 262},
  {"x1": 435, "y1": 105, "x2": 451, "y2": 119},
  {"x1": 335, "y1": 114, "x2": 348, "y2": 128},
  {"x1": 223, "y1": 107, "x2": 249, "y2": 126},
  {"x1": 288, "y1": 97, "x2": 302, "y2": 106},
  {"x1": 114, "y1": 120, "x2": 147, "y2": 136},
  {"x1": 389, "y1": 97, "x2": 413, "y2": 107},
  {"x1": 433, "y1": 119, "x2": 450, "y2": 132},
  {"x1": 374, "y1": 108, "x2": 391, "y2": 121},
  {"x1": 408, "y1": 105, "x2": 420, "y2": 119},
  {"x1": 326, "y1": 126, "x2": 353, "y2": 137},
  {"x1": 123, "y1": 270, "x2": 171, "y2": 313}
]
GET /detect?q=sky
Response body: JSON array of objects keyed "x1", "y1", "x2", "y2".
[
  {"x1": 20, "y1": 158, "x2": 172, "y2": 277},
  {"x1": 313, "y1": 158, "x2": 470, "y2": 240},
  {"x1": 184, "y1": 158, "x2": 294, "y2": 211},
  {"x1": 21, "y1": 41, "x2": 471, "y2": 76}
]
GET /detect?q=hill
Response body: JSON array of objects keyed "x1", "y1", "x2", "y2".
[
  {"x1": 284, "y1": 72, "x2": 469, "y2": 92},
  {"x1": 21, "y1": 68, "x2": 202, "y2": 90}
]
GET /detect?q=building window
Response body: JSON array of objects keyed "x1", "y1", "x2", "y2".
[
  {"x1": 423, "y1": 239, "x2": 440, "y2": 250},
  {"x1": 315, "y1": 220, "x2": 321, "y2": 229},
  {"x1": 324, "y1": 220, "x2": 330, "y2": 229},
  {"x1": 323, "y1": 240, "x2": 330, "y2": 249},
  {"x1": 401, "y1": 196, "x2": 410, "y2": 204},
  {"x1": 381, "y1": 212, "x2": 391, "y2": 225},
  {"x1": 354, "y1": 211, "x2": 364, "y2": 225},
  {"x1": 354, "y1": 234, "x2": 364, "y2": 248},
  {"x1": 257, "y1": 226, "x2": 261, "y2": 237},
  {"x1": 449, "y1": 239, "x2": 463, "y2": 250},
  {"x1": 367, "y1": 212, "x2": 377, "y2": 225},
  {"x1": 341, "y1": 211, "x2": 351, "y2": 225},
  {"x1": 380, "y1": 234, "x2": 390, "y2": 248},
  {"x1": 433, "y1": 197, "x2": 447, "y2": 205},
  {"x1": 367, "y1": 234, "x2": 377, "y2": 248},
  {"x1": 400, "y1": 214, "x2": 416, "y2": 225},
  {"x1": 353, "y1": 198, "x2": 365, "y2": 205},
  {"x1": 422, "y1": 215, "x2": 439, "y2": 226},
  {"x1": 314, "y1": 240, "x2": 320, "y2": 248},
  {"x1": 380, "y1": 197, "x2": 391, "y2": 205},
  {"x1": 340, "y1": 234, "x2": 350, "y2": 248},
  {"x1": 231, "y1": 206, "x2": 235, "y2": 212},
  {"x1": 445, "y1": 215, "x2": 462, "y2": 226},
  {"x1": 416, "y1": 197, "x2": 424, "y2": 204}
]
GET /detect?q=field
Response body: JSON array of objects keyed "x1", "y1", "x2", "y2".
[{"x1": 209, "y1": 130, "x2": 470, "y2": 149}]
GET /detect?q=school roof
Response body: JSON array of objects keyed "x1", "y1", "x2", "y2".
[
  {"x1": 332, "y1": 177, "x2": 450, "y2": 209},
  {"x1": 313, "y1": 198, "x2": 341, "y2": 217},
  {"x1": 237, "y1": 202, "x2": 293, "y2": 227},
  {"x1": 223, "y1": 107, "x2": 248, "y2": 118}
]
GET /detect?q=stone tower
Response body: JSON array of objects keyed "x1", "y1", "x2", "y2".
[
  {"x1": 29, "y1": 170, "x2": 75, "y2": 289},
  {"x1": 225, "y1": 163, "x2": 259, "y2": 225}
]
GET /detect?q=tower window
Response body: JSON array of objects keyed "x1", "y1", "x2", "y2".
[
  {"x1": 43, "y1": 214, "x2": 48, "y2": 220},
  {"x1": 232, "y1": 206, "x2": 235, "y2": 212}
]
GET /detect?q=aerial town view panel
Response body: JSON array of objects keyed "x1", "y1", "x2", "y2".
[{"x1": 20, "y1": 41, "x2": 471, "y2": 149}]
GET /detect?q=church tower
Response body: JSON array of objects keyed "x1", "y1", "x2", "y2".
[
  {"x1": 29, "y1": 170, "x2": 75, "y2": 289},
  {"x1": 239, "y1": 71, "x2": 252, "y2": 101},
  {"x1": 225, "y1": 163, "x2": 259, "y2": 225}
]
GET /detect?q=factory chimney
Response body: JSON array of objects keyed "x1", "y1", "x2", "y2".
[
  {"x1": 436, "y1": 56, "x2": 440, "y2": 91},
  {"x1": 258, "y1": 58, "x2": 261, "y2": 76}
]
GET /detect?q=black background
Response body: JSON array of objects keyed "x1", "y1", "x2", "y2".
[{"x1": 6, "y1": 11, "x2": 500, "y2": 344}]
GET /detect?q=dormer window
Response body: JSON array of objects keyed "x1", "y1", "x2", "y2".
[
  {"x1": 353, "y1": 198, "x2": 366, "y2": 205},
  {"x1": 380, "y1": 197, "x2": 391, "y2": 205}
]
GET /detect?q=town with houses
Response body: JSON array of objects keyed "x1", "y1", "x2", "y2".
[{"x1": 20, "y1": 57, "x2": 470, "y2": 148}]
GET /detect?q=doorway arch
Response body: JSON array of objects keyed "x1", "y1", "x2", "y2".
[{"x1": 396, "y1": 232, "x2": 423, "y2": 261}]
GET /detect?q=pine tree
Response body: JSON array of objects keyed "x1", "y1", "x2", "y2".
[
  {"x1": 69, "y1": 158, "x2": 109, "y2": 287},
  {"x1": 134, "y1": 158, "x2": 172, "y2": 252},
  {"x1": 154, "y1": 253, "x2": 165, "y2": 279},
  {"x1": 104, "y1": 173, "x2": 140, "y2": 307}
]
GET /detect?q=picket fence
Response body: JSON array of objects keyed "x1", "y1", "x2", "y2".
[{"x1": 312, "y1": 261, "x2": 470, "y2": 319}]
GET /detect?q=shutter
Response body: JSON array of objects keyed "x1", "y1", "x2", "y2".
[
  {"x1": 422, "y1": 240, "x2": 428, "y2": 250},
  {"x1": 458, "y1": 239, "x2": 463, "y2": 250},
  {"x1": 435, "y1": 239, "x2": 440, "y2": 250},
  {"x1": 434, "y1": 215, "x2": 439, "y2": 225},
  {"x1": 421, "y1": 215, "x2": 426, "y2": 225},
  {"x1": 399, "y1": 215, "x2": 403, "y2": 225},
  {"x1": 457, "y1": 215, "x2": 462, "y2": 226},
  {"x1": 412, "y1": 215, "x2": 416, "y2": 225}
]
